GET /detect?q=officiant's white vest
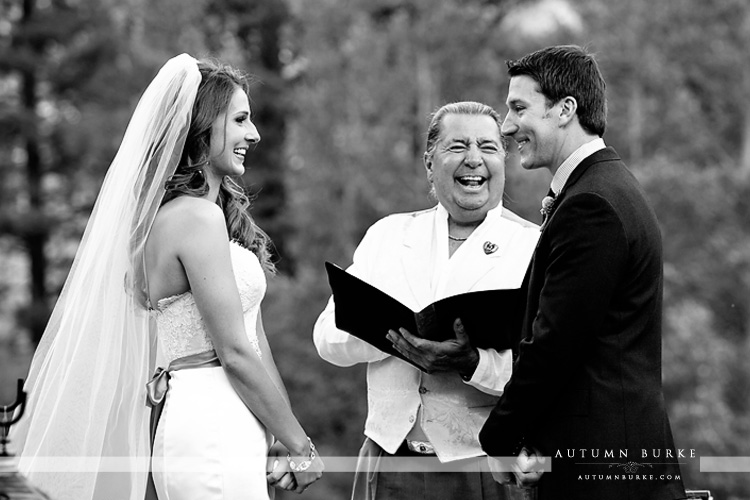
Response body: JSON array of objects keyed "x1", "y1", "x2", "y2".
[{"x1": 365, "y1": 358, "x2": 501, "y2": 461}]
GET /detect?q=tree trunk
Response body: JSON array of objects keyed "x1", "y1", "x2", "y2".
[{"x1": 21, "y1": 0, "x2": 49, "y2": 344}]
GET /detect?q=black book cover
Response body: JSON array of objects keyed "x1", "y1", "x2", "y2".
[{"x1": 324, "y1": 261, "x2": 525, "y2": 368}]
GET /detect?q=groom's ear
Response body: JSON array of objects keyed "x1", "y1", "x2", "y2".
[{"x1": 558, "y1": 96, "x2": 578, "y2": 127}]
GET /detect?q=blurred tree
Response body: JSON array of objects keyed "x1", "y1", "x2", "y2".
[
  {"x1": 639, "y1": 160, "x2": 750, "y2": 498},
  {"x1": 0, "y1": 0, "x2": 125, "y2": 343},
  {"x1": 200, "y1": 0, "x2": 294, "y2": 273},
  {"x1": 580, "y1": 0, "x2": 750, "y2": 167},
  {"x1": 283, "y1": 0, "x2": 540, "y2": 274},
  {"x1": 0, "y1": 0, "x2": 292, "y2": 341}
]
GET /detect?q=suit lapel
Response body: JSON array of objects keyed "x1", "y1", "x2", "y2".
[
  {"x1": 543, "y1": 147, "x2": 620, "y2": 229},
  {"x1": 557, "y1": 147, "x2": 620, "y2": 202}
]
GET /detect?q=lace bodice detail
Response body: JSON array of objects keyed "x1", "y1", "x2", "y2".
[{"x1": 152, "y1": 242, "x2": 267, "y2": 364}]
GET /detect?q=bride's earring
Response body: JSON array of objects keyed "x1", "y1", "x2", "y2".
[{"x1": 192, "y1": 167, "x2": 207, "y2": 187}]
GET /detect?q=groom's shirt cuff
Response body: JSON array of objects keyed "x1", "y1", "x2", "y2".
[{"x1": 463, "y1": 348, "x2": 512, "y2": 396}]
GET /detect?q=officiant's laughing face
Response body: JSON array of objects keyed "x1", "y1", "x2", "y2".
[{"x1": 424, "y1": 113, "x2": 506, "y2": 225}]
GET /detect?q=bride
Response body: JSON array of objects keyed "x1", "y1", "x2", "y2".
[{"x1": 13, "y1": 54, "x2": 323, "y2": 500}]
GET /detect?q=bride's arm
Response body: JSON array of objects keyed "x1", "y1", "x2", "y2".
[
  {"x1": 255, "y1": 310, "x2": 291, "y2": 407},
  {"x1": 174, "y1": 199, "x2": 316, "y2": 465},
  {"x1": 254, "y1": 313, "x2": 300, "y2": 490}
]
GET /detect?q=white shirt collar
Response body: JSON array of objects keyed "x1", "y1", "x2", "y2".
[{"x1": 550, "y1": 137, "x2": 606, "y2": 196}]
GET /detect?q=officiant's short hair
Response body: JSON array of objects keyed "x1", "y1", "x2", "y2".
[{"x1": 424, "y1": 101, "x2": 507, "y2": 161}]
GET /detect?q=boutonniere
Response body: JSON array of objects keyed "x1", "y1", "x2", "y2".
[{"x1": 540, "y1": 194, "x2": 557, "y2": 219}]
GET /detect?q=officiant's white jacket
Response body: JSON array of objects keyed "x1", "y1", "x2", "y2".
[{"x1": 314, "y1": 204, "x2": 539, "y2": 462}]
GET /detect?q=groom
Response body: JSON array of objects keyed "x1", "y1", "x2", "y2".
[{"x1": 478, "y1": 45, "x2": 686, "y2": 499}]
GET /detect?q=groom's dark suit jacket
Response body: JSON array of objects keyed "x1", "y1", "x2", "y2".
[{"x1": 479, "y1": 148, "x2": 686, "y2": 500}]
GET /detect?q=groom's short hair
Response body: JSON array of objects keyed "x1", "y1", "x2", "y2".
[{"x1": 507, "y1": 45, "x2": 607, "y2": 137}]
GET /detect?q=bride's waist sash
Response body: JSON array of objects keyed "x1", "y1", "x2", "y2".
[{"x1": 146, "y1": 349, "x2": 221, "y2": 446}]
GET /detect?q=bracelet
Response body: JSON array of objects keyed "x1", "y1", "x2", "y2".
[{"x1": 287, "y1": 437, "x2": 317, "y2": 472}]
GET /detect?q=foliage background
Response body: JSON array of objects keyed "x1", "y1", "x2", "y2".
[{"x1": 1, "y1": 0, "x2": 748, "y2": 498}]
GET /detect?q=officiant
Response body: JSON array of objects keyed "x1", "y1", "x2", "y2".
[{"x1": 313, "y1": 101, "x2": 540, "y2": 500}]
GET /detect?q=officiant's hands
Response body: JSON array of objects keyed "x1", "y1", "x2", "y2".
[{"x1": 387, "y1": 318, "x2": 479, "y2": 378}]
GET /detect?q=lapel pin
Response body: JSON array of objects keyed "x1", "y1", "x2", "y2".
[{"x1": 483, "y1": 241, "x2": 498, "y2": 255}]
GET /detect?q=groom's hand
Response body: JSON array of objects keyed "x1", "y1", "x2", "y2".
[
  {"x1": 512, "y1": 447, "x2": 545, "y2": 486},
  {"x1": 387, "y1": 318, "x2": 479, "y2": 377}
]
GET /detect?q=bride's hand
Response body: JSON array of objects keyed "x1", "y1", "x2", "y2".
[
  {"x1": 266, "y1": 441, "x2": 298, "y2": 491},
  {"x1": 291, "y1": 454, "x2": 324, "y2": 494}
]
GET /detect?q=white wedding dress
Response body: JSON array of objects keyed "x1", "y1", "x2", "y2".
[{"x1": 151, "y1": 242, "x2": 273, "y2": 500}]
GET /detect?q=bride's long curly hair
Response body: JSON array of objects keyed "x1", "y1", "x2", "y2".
[{"x1": 163, "y1": 58, "x2": 275, "y2": 274}]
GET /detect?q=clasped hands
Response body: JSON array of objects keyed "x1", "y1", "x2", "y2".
[
  {"x1": 386, "y1": 317, "x2": 479, "y2": 378},
  {"x1": 266, "y1": 441, "x2": 324, "y2": 494},
  {"x1": 488, "y1": 446, "x2": 546, "y2": 489}
]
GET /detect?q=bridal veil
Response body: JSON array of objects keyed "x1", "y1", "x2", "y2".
[{"x1": 12, "y1": 53, "x2": 201, "y2": 500}]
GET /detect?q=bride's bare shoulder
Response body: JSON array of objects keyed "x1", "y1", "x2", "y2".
[
  {"x1": 151, "y1": 196, "x2": 227, "y2": 245},
  {"x1": 157, "y1": 196, "x2": 222, "y2": 225}
]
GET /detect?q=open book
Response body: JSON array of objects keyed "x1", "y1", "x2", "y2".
[{"x1": 324, "y1": 262, "x2": 525, "y2": 367}]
